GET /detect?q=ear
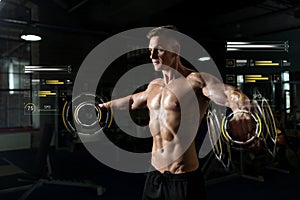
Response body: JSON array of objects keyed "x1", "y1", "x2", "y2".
[
  {"x1": 174, "y1": 54, "x2": 180, "y2": 63},
  {"x1": 174, "y1": 41, "x2": 180, "y2": 55}
]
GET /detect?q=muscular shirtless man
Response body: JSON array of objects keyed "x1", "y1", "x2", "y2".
[{"x1": 100, "y1": 25, "x2": 253, "y2": 200}]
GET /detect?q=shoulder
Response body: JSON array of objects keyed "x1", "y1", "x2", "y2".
[
  {"x1": 148, "y1": 78, "x2": 164, "y2": 87},
  {"x1": 187, "y1": 71, "x2": 201, "y2": 79},
  {"x1": 188, "y1": 71, "x2": 222, "y2": 84},
  {"x1": 186, "y1": 72, "x2": 206, "y2": 87},
  {"x1": 144, "y1": 78, "x2": 164, "y2": 91},
  {"x1": 186, "y1": 71, "x2": 212, "y2": 79}
]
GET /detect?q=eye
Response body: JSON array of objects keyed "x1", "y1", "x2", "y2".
[
  {"x1": 157, "y1": 46, "x2": 164, "y2": 51},
  {"x1": 149, "y1": 46, "x2": 164, "y2": 54}
]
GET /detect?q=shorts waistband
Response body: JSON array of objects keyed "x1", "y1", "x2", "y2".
[{"x1": 150, "y1": 167, "x2": 202, "y2": 179}]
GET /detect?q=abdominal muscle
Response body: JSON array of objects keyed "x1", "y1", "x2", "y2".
[{"x1": 148, "y1": 101, "x2": 200, "y2": 174}]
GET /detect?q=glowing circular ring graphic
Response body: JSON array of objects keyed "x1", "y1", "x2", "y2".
[{"x1": 221, "y1": 110, "x2": 262, "y2": 145}]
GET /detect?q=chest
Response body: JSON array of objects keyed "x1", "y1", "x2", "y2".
[
  {"x1": 148, "y1": 81, "x2": 200, "y2": 111},
  {"x1": 148, "y1": 87, "x2": 180, "y2": 110}
]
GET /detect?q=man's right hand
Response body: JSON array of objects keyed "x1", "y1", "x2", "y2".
[{"x1": 228, "y1": 110, "x2": 255, "y2": 142}]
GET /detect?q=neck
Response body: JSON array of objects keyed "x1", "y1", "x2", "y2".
[{"x1": 162, "y1": 62, "x2": 183, "y2": 84}]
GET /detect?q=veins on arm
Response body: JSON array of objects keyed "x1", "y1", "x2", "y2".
[{"x1": 200, "y1": 72, "x2": 251, "y2": 112}]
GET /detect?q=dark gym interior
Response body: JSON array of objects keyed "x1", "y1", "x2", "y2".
[{"x1": 1, "y1": 0, "x2": 300, "y2": 199}]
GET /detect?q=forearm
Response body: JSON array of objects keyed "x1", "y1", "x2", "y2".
[
  {"x1": 101, "y1": 91, "x2": 147, "y2": 110},
  {"x1": 203, "y1": 83, "x2": 251, "y2": 112},
  {"x1": 102, "y1": 95, "x2": 132, "y2": 110}
]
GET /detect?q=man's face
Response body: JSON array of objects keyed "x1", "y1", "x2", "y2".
[{"x1": 148, "y1": 35, "x2": 178, "y2": 71}]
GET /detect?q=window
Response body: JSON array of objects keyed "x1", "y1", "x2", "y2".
[{"x1": 0, "y1": 41, "x2": 33, "y2": 129}]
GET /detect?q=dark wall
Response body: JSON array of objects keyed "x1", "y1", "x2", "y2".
[{"x1": 38, "y1": 29, "x2": 105, "y2": 78}]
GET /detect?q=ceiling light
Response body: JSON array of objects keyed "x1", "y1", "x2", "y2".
[
  {"x1": 198, "y1": 57, "x2": 211, "y2": 61},
  {"x1": 20, "y1": 26, "x2": 42, "y2": 41},
  {"x1": 20, "y1": 34, "x2": 42, "y2": 41}
]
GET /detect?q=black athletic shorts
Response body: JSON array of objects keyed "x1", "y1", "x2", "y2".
[{"x1": 142, "y1": 167, "x2": 206, "y2": 200}]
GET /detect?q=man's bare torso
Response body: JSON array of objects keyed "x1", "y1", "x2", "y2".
[{"x1": 146, "y1": 73, "x2": 209, "y2": 173}]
